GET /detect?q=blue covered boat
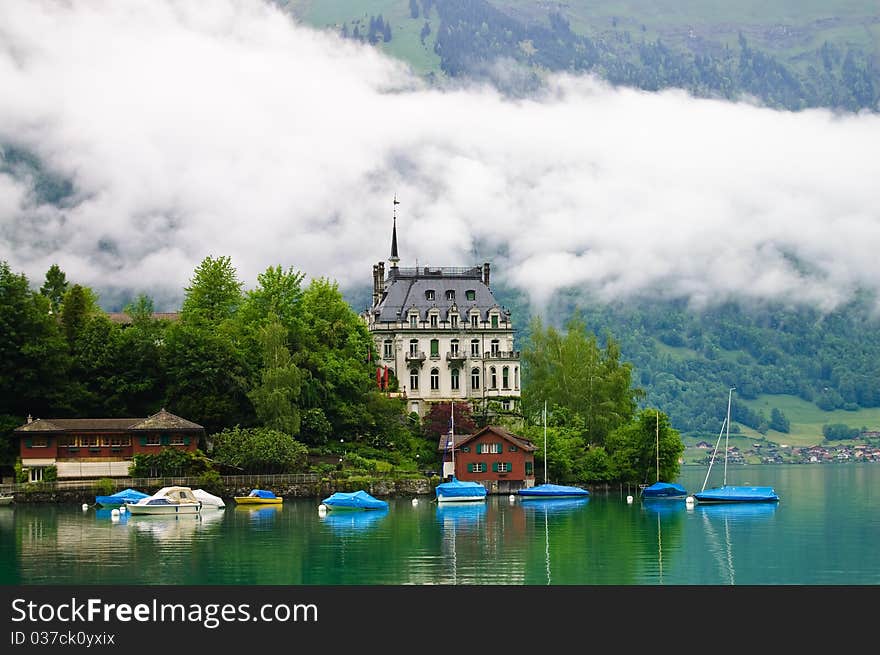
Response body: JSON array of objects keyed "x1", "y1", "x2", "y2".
[
  {"x1": 693, "y1": 485, "x2": 779, "y2": 503},
  {"x1": 95, "y1": 488, "x2": 149, "y2": 508},
  {"x1": 695, "y1": 388, "x2": 780, "y2": 505},
  {"x1": 518, "y1": 483, "x2": 590, "y2": 499},
  {"x1": 640, "y1": 481, "x2": 688, "y2": 500},
  {"x1": 435, "y1": 477, "x2": 487, "y2": 503},
  {"x1": 321, "y1": 490, "x2": 389, "y2": 511}
]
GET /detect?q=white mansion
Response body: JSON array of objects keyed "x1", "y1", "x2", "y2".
[{"x1": 362, "y1": 211, "x2": 521, "y2": 418}]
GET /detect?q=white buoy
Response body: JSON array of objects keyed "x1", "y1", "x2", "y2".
[
  {"x1": 626, "y1": 495, "x2": 633, "y2": 504},
  {"x1": 508, "y1": 494, "x2": 516, "y2": 502},
  {"x1": 685, "y1": 496, "x2": 695, "y2": 506},
  {"x1": 411, "y1": 498, "x2": 419, "y2": 506},
  {"x1": 317, "y1": 504, "x2": 327, "y2": 515},
  {"x1": 111, "y1": 508, "x2": 119, "y2": 517},
  {"x1": 118, "y1": 505, "x2": 126, "y2": 513},
  {"x1": 81, "y1": 503, "x2": 89, "y2": 512}
]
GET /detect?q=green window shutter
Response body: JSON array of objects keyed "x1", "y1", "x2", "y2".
[
  {"x1": 184, "y1": 436, "x2": 191, "y2": 446},
  {"x1": 497, "y1": 442, "x2": 502, "y2": 453},
  {"x1": 476, "y1": 443, "x2": 481, "y2": 454},
  {"x1": 492, "y1": 462, "x2": 498, "y2": 472},
  {"x1": 468, "y1": 463, "x2": 474, "y2": 473},
  {"x1": 140, "y1": 436, "x2": 147, "y2": 446},
  {"x1": 161, "y1": 434, "x2": 170, "y2": 445},
  {"x1": 25, "y1": 438, "x2": 32, "y2": 448}
]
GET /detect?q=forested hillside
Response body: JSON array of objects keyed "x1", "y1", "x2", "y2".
[{"x1": 284, "y1": 0, "x2": 880, "y2": 111}]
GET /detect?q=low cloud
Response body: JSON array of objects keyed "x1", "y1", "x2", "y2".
[{"x1": 1, "y1": 0, "x2": 877, "y2": 314}]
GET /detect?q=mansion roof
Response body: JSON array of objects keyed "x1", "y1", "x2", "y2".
[{"x1": 372, "y1": 266, "x2": 508, "y2": 323}]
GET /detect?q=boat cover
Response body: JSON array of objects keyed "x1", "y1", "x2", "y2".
[
  {"x1": 694, "y1": 485, "x2": 779, "y2": 503},
  {"x1": 640, "y1": 482, "x2": 687, "y2": 499},
  {"x1": 322, "y1": 490, "x2": 389, "y2": 510},
  {"x1": 96, "y1": 488, "x2": 149, "y2": 505},
  {"x1": 518, "y1": 483, "x2": 590, "y2": 498},
  {"x1": 435, "y1": 477, "x2": 487, "y2": 499},
  {"x1": 248, "y1": 489, "x2": 277, "y2": 499}
]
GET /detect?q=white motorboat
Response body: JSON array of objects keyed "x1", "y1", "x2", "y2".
[
  {"x1": 192, "y1": 488, "x2": 226, "y2": 509},
  {"x1": 126, "y1": 486, "x2": 202, "y2": 515}
]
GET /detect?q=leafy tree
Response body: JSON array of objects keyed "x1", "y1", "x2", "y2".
[
  {"x1": 211, "y1": 425, "x2": 308, "y2": 473},
  {"x1": 60, "y1": 284, "x2": 99, "y2": 346},
  {"x1": 124, "y1": 294, "x2": 155, "y2": 326},
  {"x1": 180, "y1": 255, "x2": 242, "y2": 325},
  {"x1": 129, "y1": 448, "x2": 211, "y2": 477},
  {"x1": 422, "y1": 402, "x2": 476, "y2": 441},
  {"x1": 247, "y1": 317, "x2": 303, "y2": 436},
  {"x1": 769, "y1": 407, "x2": 790, "y2": 433},
  {"x1": 522, "y1": 314, "x2": 640, "y2": 445},
  {"x1": 161, "y1": 322, "x2": 252, "y2": 434},
  {"x1": 39, "y1": 264, "x2": 68, "y2": 313},
  {"x1": 605, "y1": 409, "x2": 684, "y2": 485}
]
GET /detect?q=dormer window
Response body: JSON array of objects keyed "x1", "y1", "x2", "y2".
[
  {"x1": 425, "y1": 290, "x2": 436, "y2": 301},
  {"x1": 491, "y1": 314, "x2": 499, "y2": 329},
  {"x1": 446, "y1": 290, "x2": 455, "y2": 301},
  {"x1": 466, "y1": 290, "x2": 476, "y2": 301},
  {"x1": 450, "y1": 314, "x2": 458, "y2": 329},
  {"x1": 430, "y1": 313, "x2": 438, "y2": 328},
  {"x1": 409, "y1": 312, "x2": 418, "y2": 328},
  {"x1": 471, "y1": 314, "x2": 478, "y2": 328}
]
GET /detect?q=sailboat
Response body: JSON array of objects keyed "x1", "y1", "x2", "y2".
[
  {"x1": 435, "y1": 401, "x2": 487, "y2": 503},
  {"x1": 517, "y1": 402, "x2": 590, "y2": 499},
  {"x1": 693, "y1": 388, "x2": 780, "y2": 504},
  {"x1": 640, "y1": 410, "x2": 687, "y2": 500}
]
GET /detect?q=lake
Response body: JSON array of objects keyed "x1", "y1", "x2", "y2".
[{"x1": 2, "y1": 463, "x2": 879, "y2": 585}]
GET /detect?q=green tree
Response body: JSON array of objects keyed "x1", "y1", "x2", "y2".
[
  {"x1": 211, "y1": 425, "x2": 308, "y2": 473},
  {"x1": 522, "y1": 314, "x2": 640, "y2": 445},
  {"x1": 124, "y1": 294, "x2": 155, "y2": 326},
  {"x1": 605, "y1": 409, "x2": 684, "y2": 485},
  {"x1": 180, "y1": 255, "x2": 243, "y2": 325},
  {"x1": 39, "y1": 264, "x2": 68, "y2": 313},
  {"x1": 60, "y1": 284, "x2": 99, "y2": 346},
  {"x1": 247, "y1": 317, "x2": 303, "y2": 435}
]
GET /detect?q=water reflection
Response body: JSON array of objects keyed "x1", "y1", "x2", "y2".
[
  {"x1": 234, "y1": 504, "x2": 282, "y2": 529},
  {"x1": 320, "y1": 508, "x2": 389, "y2": 533},
  {"x1": 518, "y1": 497, "x2": 590, "y2": 515},
  {"x1": 696, "y1": 502, "x2": 778, "y2": 585}
]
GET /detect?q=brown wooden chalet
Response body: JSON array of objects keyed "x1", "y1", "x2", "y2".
[
  {"x1": 14, "y1": 409, "x2": 203, "y2": 482},
  {"x1": 436, "y1": 425, "x2": 536, "y2": 494}
]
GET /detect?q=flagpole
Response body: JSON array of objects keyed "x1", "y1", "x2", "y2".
[{"x1": 450, "y1": 400, "x2": 455, "y2": 478}]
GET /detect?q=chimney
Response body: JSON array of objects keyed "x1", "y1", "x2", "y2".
[
  {"x1": 483, "y1": 262, "x2": 490, "y2": 287},
  {"x1": 378, "y1": 261, "x2": 385, "y2": 286},
  {"x1": 372, "y1": 264, "x2": 379, "y2": 305}
]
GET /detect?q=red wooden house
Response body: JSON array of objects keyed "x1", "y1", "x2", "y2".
[
  {"x1": 14, "y1": 409, "x2": 203, "y2": 482},
  {"x1": 437, "y1": 425, "x2": 536, "y2": 494}
]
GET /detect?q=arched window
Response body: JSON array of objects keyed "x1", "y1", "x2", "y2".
[
  {"x1": 430, "y1": 368, "x2": 440, "y2": 390},
  {"x1": 490, "y1": 366, "x2": 497, "y2": 389},
  {"x1": 471, "y1": 368, "x2": 480, "y2": 390},
  {"x1": 502, "y1": 366, "x2": 509, "y2": 389},
  {"x1": 451, "y1": 368, "x2": 460, "y2": 390},
  {"x1": 410, "y1": 369, "x2": 419, "y2": 390}
]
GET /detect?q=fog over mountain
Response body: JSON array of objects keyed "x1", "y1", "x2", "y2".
[{"x1": 1, "y1": 0, "x2": 878, "y2": 313}]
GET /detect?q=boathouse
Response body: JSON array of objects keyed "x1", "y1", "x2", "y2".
[{"x1": 437, "y1": 425, "x2": 536, "y2": 494}]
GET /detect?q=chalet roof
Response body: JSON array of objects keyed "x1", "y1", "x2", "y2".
[
  {"x1": 106, "y1": 312, "x2": 180, "y2": 324},
  {"x1": 15, "y1": 409, "x2": 203, "y2": 433},
  {"x1": 435, "y1": 425, "x2": 536, "y2": 452}
]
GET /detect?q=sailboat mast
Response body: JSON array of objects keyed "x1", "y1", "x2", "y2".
[
  {"x1": 543, "y1": 401, "x2": 548, "y2": 484},
  {"x1": 656, "y1": 410, "x2": 660, "y2": 484},
  {"x1": 723, "y1": 387, "x2": 734, "y2": 487}
]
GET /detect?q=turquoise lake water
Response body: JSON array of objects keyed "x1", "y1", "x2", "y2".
[{"x1": 2, "y1": 463, "x2": 879, "y2": 585}]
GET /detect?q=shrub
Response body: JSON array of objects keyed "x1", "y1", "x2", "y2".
[
  {"x1": 94, "y1": 478, "x2": 114, "y2": 496},
  {"x1": 196, "y1": 470, "x2": 223, "y2": 497}
]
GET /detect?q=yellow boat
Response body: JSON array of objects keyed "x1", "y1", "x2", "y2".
[{"x1": 233, "y1": 489, "x2": 282, "y2": 505}]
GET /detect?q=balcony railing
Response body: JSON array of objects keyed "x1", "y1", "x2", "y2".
[
  {"x1": 484, "y1": 350, "x2": 521, "y2": 360},
  {"x1": 446, "y1": 351, "x2": 467, "y2": 363},
  {"x1": 405, "y1": 350, "x2": 426, "y2": 363}
]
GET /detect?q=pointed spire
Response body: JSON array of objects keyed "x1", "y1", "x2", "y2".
[{"x1": 389, "y1": 194, "x2": 400, "y2": 267}]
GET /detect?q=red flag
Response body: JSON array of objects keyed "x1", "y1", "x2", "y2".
[{"x1": 383, "y1": 366, "x2": 389, "y2": 389}]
